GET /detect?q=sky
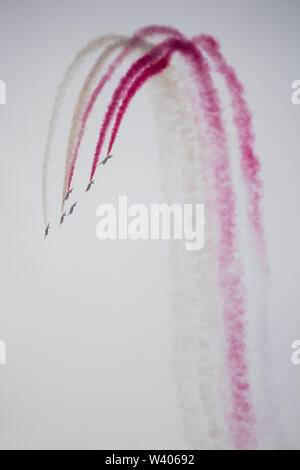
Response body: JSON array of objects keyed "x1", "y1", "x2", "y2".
[{"x1": 0, "y1": 0, "x2": 299, "y2": 449}]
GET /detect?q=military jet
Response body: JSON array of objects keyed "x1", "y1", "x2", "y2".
[
  {"x1": 60, "y1": 212, "x2": 67, "y2": 225},
  {"x1": 68, "y1": 202, "x2": 77, "y2": 216},
  {"x1": 64, "y1": 188, "x2": 73, "y2": 201},
  {"x1": 44, "y1": 223, "x2": 50, "y2": 239},
  {"x1": 85, "y1": 180, "x2": 94, "y2": 192},
  {"x1": 99, "y1": 154, "x2": 113, "y2": 166}
]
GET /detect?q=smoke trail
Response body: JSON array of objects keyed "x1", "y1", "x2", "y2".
[
  {"x1": 46, "y1": 25, "x2": 280, "y2": 449},
  {"x1": 102, "y1": 36, "x2": 256, "y2": 448},
  {"x1": 67, "y1": 33, "x2": 231, "y2": 446},
  {"x1": 65, "y1": 27, "x2": 184, "y2": 199},
  {"x1": 65, "y1": 27, "x2": 182, "y2": 200},
  {"x1": 194, "y1": 35, "x2": 265, "y2": 258},
  {"x1": 62, "y1": 36, "x2": 132, "y2": 211},
  {"x1": 64, "y1": 37, "x2": 136, "y2": 199},
  {"x1": 57, "y1": 26, "x2": 262, "y2": 448},
  {"x1": 136, "y1": 28, "x2": 266, "y2": 261},
  {"x1": 146, "y1": 29, "x2": 279, "y2": 446},
  {"x1": 64, "y1": 36, "x2": 157, "y2": 208},
  {"x1": 135, "y1": 27, "x2": 231, "y2": 446},
  {"x1": 150, "y1": 67, "x2": 229, "y2": 448},
  {"x1": 194, "y1": 35, "x2": 285, "y2": 447},
  {"x1": 59, "y1": 26, "x2": 228, "y2": 446},
  {"x1": 65, "y1": 27, "x2": 182, "y2": 198},
  {"x1": 87, "y1": 46, "x2": 167, "y2": 180},
  {"x1": 136, "y1": 29, "x2": 281, "y2": 447},
  {"x1": 106, "y1": 55, "x2": 171, "y2": 157},
  {"x1": 133, "y1": 25, "x2": 231, "y2": 446},
  {"x1": 42, "y1": 34, "x2": 123, "y2": 224}
]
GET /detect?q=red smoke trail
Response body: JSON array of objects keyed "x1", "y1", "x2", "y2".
[
  {"x1": 67, "y1": 37, "x2": 144, "y2": 190},
  {"x1": 137, "y1": 24, "x2": 183, "y2": 40},
  {"x1": 101, "y1": 36, "x2": 256, "y2": 448},
  {"x1": 103, "y1": 26, "x2": 184, "y2": 157},
  {"x1": 139, "y1": 26, "x2": 266, "y2": 259},
  {"x1": 195, "y1": 34, "x2": 284, "y2": 446},
  {"x1": 68, "y1": 27, "x2": 184, "y2": 191},
  {"x1": 68, "y1": 25, "x2": 265, "y2": 260},
  {"x1": 64, "y1": 25, "x2": 265, "y2": 447},
  {"x1": 106, "y1": 54, "x2": 171, "y2": 157},
  {"x1": 89, "y1": 43, "x2": 167, "y2": 180},
  {"x1": 194, "y1": 35, "x2": 266, "y2": 260},
  {"x1": 107, "y1": 56, "x2": 171, "y2": 159}
]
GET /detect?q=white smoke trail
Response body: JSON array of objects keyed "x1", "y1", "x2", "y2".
[
  {"x1": 42, "y1": 34, "x2": 124, "y2": 225},
  {"x1": 150, "y1": 68, "x2": 228, "y2": 449},
  {"x1": 61, "y1": 36, "x2": 158, "y2": 213},
  {"x1": 61, "y1": 36, "x2": 134, "y2": 212}
]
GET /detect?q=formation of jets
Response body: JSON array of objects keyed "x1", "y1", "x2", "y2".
[{"x1": 44, "y1": 155, "x2": 114, "y2": 238}]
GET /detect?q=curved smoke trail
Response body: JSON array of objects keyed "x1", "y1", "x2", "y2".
[
  {"x1": 63, "y1": 33, "x2": 228, "y2": 447},
  {"x1": 44, "y1": 25, "x2": 283, "y2": 449},
  {"x1": 79, "y1": 34, "x2": 254, "y2": 447},
  {"x1": 42, "y1": 34, "x2": 126, "y2": 224},
  {"x1": 43, "y1": 34, "x2": 224, "y2": 448},
  {"x1": 194, "y1": 35, "x2": 265, "y2": 257},
  {"x1": 149, "y1": 68, "x2": 228, "y2": 448},
  {"x1": 194, "y1": 34, "x2": 284, "y2": 447},
  {"x1": 98, "y1": 28, "x2": 282, "y2": 447},
  {"x1": 62, "y1": 35, "x2": 132, "y2": 212},
  {"x1": 88, "y1": 45, "x2": 167, "y2": 179},
  {"x1": 64, "y1": 27, "x2": 184, "y2": 201},
  {"x1": 64, "y1": 36, "x2": 157, "y2": 209},
  {"x1": 63, "y1": 30, "x2": 230, "y2": 447},
  {"x1": 141, "y1": 27, "x2": 280, "y2": 446},
  {"x1": 74, "y1": 34, "x2": 254, "y2": 447}
]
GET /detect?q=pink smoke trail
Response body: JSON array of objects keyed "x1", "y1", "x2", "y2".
[
  {"x1": 110, "y1": 28, "x2": 279, "y2": 446},
  {"x1": 137, "y1": 24, "x2": 183, "y2": 40},
  {"x1": 106, "y1": 55, "x2": 171, "y2": 157},
  {"x1": 63, "y1": 25, "x2": 265, "y2": 447},
  {"x1": 67, "y1": 26, "x2": 265, "y2": 259},
  {"x1": 139, "y1": 27, "x2": 265, "y2": 260},
  {"x1": 195, "y1": 35, "x2": 285, "y2": 447},
  {"x1": 67, "y1": 27, "x2": 184, "y2": 192},
  {"x1": 67, "y1": 37, "x2": 144, "y2": 190},
  {"x1": 97, "y1": 36, "x2": 256, "y2": 448},
  {"x1": 194, "y1": 35, "x2": 266, "y2": 259},
  {"x1": 88, "y1": 44, "x2": 166, "y2": 181}
]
